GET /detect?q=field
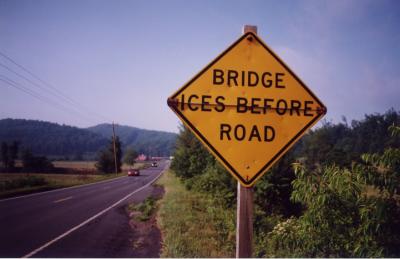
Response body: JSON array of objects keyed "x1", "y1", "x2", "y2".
[
  {"x1": 52, "y1": 161, "x2": 97, "y2": 170},
  {"x1": 52, "y1": 161, "x2": 147, "y2": 171},
  {"x1": 0, "y1": 161, "x2": 147, "y2": 199}
]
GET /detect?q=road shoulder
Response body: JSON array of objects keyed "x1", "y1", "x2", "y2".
[{"x1": 126, "y1": 184, "x2": 164, "y2": 257}]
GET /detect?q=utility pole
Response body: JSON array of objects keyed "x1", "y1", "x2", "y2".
[{"x1": 112, "y1": 122, "x2": 118, "y2": 174}]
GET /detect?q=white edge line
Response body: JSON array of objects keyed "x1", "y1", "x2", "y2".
[
  {"x1": 0, "y1": 174, "x2": 127, "y2": 203},
  {"x1": 22, "y1": 165, "x2": 168, "y2": 258}
]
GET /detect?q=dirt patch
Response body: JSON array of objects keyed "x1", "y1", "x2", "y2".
[{"x1": 127, "y1": 185, "x2": 165, "y2": 257}]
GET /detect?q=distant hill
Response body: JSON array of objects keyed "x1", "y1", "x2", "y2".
[
  {"x1": 0, "y1": 119, "x2": 107, "y2": 159},
  {"x1": 87, "y1": 123, "x2": 177, "y2": 157},
  {"x1": 0, "y1": 119, "x2": 177, "y2": 159}
]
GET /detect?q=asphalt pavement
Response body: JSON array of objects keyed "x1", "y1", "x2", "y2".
[{"x1": 0, "y1": 160, "x2": 168, "y2": 258}]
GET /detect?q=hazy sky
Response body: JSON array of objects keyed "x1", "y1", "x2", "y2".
[{"x1": 0, "y1": 0, "x2": 399, "y2": 133}]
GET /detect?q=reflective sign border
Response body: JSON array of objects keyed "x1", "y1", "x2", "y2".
[{"x1": 168, "y1": 32, "x2": 327, "y2": 186}]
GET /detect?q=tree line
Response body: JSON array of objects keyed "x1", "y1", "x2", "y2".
[
  {"x1": 1, "y1": 136, "x2": 139, "y2": 174},
  {"x1": 0, "y1": 119, "x2": 176, "y2": 159},
  {"x1": 170, "y1": 109, "x2": 400, "y2": 257}
]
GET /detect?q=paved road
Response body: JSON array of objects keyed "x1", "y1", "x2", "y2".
[{"x1": 0, "y1": 160, "x2": 168, "y2": 257}]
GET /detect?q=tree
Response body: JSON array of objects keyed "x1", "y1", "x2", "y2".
[
  {"x1": 95, "y1": 149, "x2": 114, "y2": 174},
  {"x1": 263, "y1": 125, "x2": 400, "y2": 257},
  {"x1": 95, "y1": 136, "x2": 123, "y2": 173},
  {"x1": 1, "y1": 141, "x2": 19, "y2": 169},
  {"x1": 1, "y1": 142, "x2": 8, "y2": 168},
  {"x1": 123, "y1": 147, "x2": 138, "y2": 167},
  {"x1": 171, "y1": 125, "x2": 211, "y2": 180},
  {"x1": 8, "y1": 141, "x2": 19, "y2": 168},
  {"x1": 254, "y1": 149, "x2": 302, "y2": 218},
  {"x1": 21, "y1": 148, "x2": 53, "y2": 172}
]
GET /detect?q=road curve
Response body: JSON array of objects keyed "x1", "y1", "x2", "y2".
[{"x1": 0, "y1": 160, "x2": 168, "y2": 257}]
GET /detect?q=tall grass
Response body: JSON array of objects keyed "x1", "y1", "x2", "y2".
[
  {"x1": 0, "y1": 172, "x2": 125, "y2": 199},
  {"x1": 0, "y1": 175, "x2": 47, "y2": 192},
  {"x1": 156, "y1": 170, "x2": 235, "y2": 257},
  {"x1": 128, "y1": 197, "x2": 157, "y2": 222}
]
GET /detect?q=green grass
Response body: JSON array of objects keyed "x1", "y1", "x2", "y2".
[
  {"x1": 127, "y1": 197, "x2": 157, "y2": 222},
  {"x1": 156, "y1": 170, "x2": 235, "y2": 257},
  {"x1": 0, "y1": 172, "x2": 125, "y2": 199}
]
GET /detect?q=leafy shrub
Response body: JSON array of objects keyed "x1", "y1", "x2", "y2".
[{"x1": 262, "y1": 126, "x2": 400, "y2": 257}]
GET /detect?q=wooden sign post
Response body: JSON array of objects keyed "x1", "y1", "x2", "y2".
[
  {"x1": 236, "y1": 182, "x2": 254, "y2": 257},
  {"x1": 235, "y1": 25, "x2": 257, "y2": 258}
]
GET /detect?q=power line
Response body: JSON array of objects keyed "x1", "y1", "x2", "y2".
[
  {"x1": 0, "y1": 51, "x2": 79, "y2": 105},
  {"x1": 0, "y1": 75, "x2": 97, "y2": 123},
  {"x1": 0, "y1": 51, "x2": 112, "y2": 122},
  {"x1": 0, "y1": 75, "x2": 98, "y2": 124},
  {"x1": 0, "y1": 60, "x2": 110, "y2": 123},
  {"x1": 0, "y1": 62, "x2": 58, "y2": 99},
  {"x1": 0, "y1": 76, "x2": 48, "y2": 104}
]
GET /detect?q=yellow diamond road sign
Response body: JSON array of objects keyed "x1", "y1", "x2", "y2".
[{"x1": 167, "y1": 32, "x2": 327, "y2": 187}]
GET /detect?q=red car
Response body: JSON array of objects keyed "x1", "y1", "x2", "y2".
[{"x1": 128, "y1": 169, "x2": 140, "y2": 176}]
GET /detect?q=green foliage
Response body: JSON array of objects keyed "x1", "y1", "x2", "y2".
[
  {"x1": 299, "y1": 121, "x2": 355, "y2": 168},
  {"x1": 132, "y1": 197, "x2": 157, "y2": 221},
  {"x1": 171, "y1": 125, "x2": 212, "y2": 180},
  {"x1": 1, "y1": 142, "x2": 8, "y2": 168},
  {"x1": 188, "y1": 162, "x2": 236, "y2": 206},
  {"x1": 390, "y1": 123, "x2": 400, "y2": 137},
  {"x1": 299, "y1": 110, "x2": 400, "y2": 170},
  {"x1": 123, "y1": 147, "x2": 138, "y2": 166},
  {"x1": 351, "y1": 110, "x2": 399, "y2": 154},
  {"x1": 168, "y1": 111, "x2": 400, "y2": 257},
  {"x1": 263, "y1": 126, "x2": 400, "y2": 257},
  {"x1": 21, "y1": 149, "x2": 54, "y2": 172},
  {"x1": 0, "y1": 141, "x2": 19, "y2": 169},
  {"x1": 157, "y1": 170, "x2": 235, "y2": 257},
  {"x1": 254, "y1": 150, "x2": 302, "y2": 217},
  {"x1": 170, "y1": 125, "x2": 236, "y2": 206},
  {"x1": 95, "y1": 150, "x2": 114, "y2": 174},
  {"x1": 253, "y1": 211, "x2": 283, "y2": 258},
  {"x1": 95, "y1": 136, "x2": 122, "y2": 173}
]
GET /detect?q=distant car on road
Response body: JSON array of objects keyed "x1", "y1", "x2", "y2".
[
  {"x1": 151, "y1": 162, "x2": 158, "y2": 167},
  {"x1": 128, "y1": 169, "x2": 140, "y2": 176}
]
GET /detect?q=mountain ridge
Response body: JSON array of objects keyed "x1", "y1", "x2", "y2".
[{"x1": 0, "y1": 118, "x2": 176, "y2": 159}]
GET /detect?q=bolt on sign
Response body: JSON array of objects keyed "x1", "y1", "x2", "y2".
[{"x1": 167, "y1": 32, "x2": 327, "y2": 187}]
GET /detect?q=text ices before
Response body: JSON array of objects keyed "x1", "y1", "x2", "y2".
[{"x1": 180, "y1": 94, "x2": 314, "y2": 116}]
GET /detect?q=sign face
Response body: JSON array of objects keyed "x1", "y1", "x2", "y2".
[{"x1": 167, "y1": 32, "x2": 326, "y2": 187}]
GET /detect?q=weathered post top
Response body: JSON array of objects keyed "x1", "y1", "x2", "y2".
[{"x1": 243, "y1": 25, "x2": 257, "y2": 34}]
